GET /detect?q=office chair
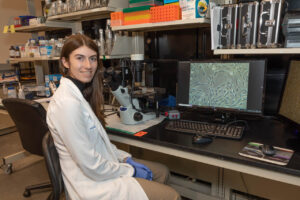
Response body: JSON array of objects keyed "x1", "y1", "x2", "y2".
[
  {"x1": 43, "y1": 132, "x2": 65, "y2": 200},
  {"x1": 2, "y1": 98, "x2": 51, "y2": 197}
]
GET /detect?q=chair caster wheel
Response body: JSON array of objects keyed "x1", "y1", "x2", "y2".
[{"x1": 23, "y1": 190, "x2": 31, "y2": 198}]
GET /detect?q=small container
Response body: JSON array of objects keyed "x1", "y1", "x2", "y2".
[
  {"x1": 7, "y1": 86, "x2": 17, "y2": 98},
  {"x1": 49, "y1": 2, "x2": 57, "y2": 16},
  {"x1": 2, "y1": 84, "x2": 8, "y2": 98},
  {"x1": 15, "y1": 46, "x2": 21, "y2": 58},
  {"x1": 9, "y1": 46, "x2": 16, "y2": 58},
  {"x1": 14, "y1": 17, "x2": 21, "y2": 27},
  {"x1": 18, "y1": 83, "x2": 25, "y2": 99}
]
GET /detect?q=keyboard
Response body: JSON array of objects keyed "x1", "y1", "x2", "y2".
[{"x1": 164, "y1": 120, "x2": 244, "y2": 140}]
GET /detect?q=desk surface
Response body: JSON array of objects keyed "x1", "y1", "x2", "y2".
[{"x1": 107, "y1": 116, "x2": 300, "y2": 187}]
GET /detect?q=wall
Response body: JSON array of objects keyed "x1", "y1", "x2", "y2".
[{"x1": 0, "y1": 0, "x2": 42, "y2": 64}]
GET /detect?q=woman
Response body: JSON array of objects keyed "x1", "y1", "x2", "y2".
[{"x1": 46, "y1": 34, "x2": 181, "y2": 200}]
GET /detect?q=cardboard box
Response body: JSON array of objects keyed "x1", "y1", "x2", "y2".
[{"x1": 179, "y1": 0, "x2": 209, "y2": 19}]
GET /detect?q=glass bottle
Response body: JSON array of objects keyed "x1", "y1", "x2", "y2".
[
  {"x1": 44, "y1": 0, "x2": 52, "y2": 17},
  {"x1": 101, "y1": 0, "x2": 109, "y2": 7},
  {"x1": 29, "y1": 39, "x2": 36, "y2": 58},
  {"x1": 57, "y1": 0, "x2": 63, "y2": 14},
  {"x1": 105, "y1": 19, "x2": 113, "y2": 55},
  {"x1": 99, "y1": 28, "x2": 105, "y2": 56},
  {"x1": 94, "y1": 0, "x2": 101, "y2": 8},
  {"x1": 85, "y1": 0, "x2": 91, "y2": 9},
  {"x1": 9, "y1": 46, "x2": 16, "y2": 58}
]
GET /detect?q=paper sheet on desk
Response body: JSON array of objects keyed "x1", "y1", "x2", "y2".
[{"x1": 105, "y1": 113, "x2": 165, "y2": 134}]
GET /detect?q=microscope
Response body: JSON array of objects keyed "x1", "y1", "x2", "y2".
[{"x1": 108, "y1": 32, "x2": 158, "y2": 125}]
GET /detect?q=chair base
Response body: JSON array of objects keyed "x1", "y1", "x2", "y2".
[{"x1": 23, "y1": 181, "x2": 52, "y2": 198}]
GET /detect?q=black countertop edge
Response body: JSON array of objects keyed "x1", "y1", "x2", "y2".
[{"x1": 107, "y1": 129, "x2": 300, "y2": 178}]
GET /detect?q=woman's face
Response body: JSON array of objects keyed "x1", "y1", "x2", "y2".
[{"x1": 62, "y1": 45, "x2": 98, "y2": 83}]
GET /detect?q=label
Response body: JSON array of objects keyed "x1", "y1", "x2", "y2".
[
  {"x1": 196, "y1": 0, "x2": 209, "y2": 18},
  {"x1": 9, "y1": 50, "x2": 15, "y2": 58},
  {"x1": 40, "y1": 46, "x2": 48, "y2": 56},
  {"x1": 46, "y1": 46, "x2": 53, "y2": 56},
  {"x1": 15, "y1": 50, "x2": 20, "y2": 57}
]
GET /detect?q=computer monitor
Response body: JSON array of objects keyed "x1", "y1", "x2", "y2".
[
  {"x1": 177, "y1": 60, "x2": 267, "y2": 114},
  {"x1": 279, "y1": 60, "x2": 300, "y2": 125}
]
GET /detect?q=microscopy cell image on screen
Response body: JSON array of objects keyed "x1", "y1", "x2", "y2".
[{"x1": 189, "y1": 62, "x2": 250, "y2": 110}]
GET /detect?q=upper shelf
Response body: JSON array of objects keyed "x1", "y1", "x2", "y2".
[
  {"x1": 9, "y1": 55, "x2": 128, "y2": 63},
  {"x1": 9, "y1": 57, "x2": 60, "y2": 64},
  {"x1": 47, "y1": 7, "x2": 116, "y2": 21},
  {"x1": 15, "y1": 21, "x2": 74, "y2": 33},
  {"x1": 214, "y1": 48, "x2": 300, "y2": 55},
  {"x1": 100, "y1": 55, "x2": 130, "y2": 60},
  {"x1": 112, "y1": 18, "x2": 210, "y2": 32}
]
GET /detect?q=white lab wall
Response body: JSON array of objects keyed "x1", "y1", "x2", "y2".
[{"x1": 0, "y1": 0, "x2": 42, "y2": 64}]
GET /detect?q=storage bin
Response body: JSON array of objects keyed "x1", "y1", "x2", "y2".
[
  {"x1": 129, "y1": 0, "x2": 163, "y2": 8},
  {"x1": 123, "y1": 6, "x2": 152, "y2": 25},
  {"x1": 111, "y1": 12, "x2": 124, "y2": 26},
  {"x1": 164, "y1": 0, "x2": 179, "y2": 4},
  {"x1": 150, "y1": 4, "x2": 181, "y2": 23}
]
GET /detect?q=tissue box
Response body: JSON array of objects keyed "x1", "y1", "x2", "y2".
[{"x1": 179, "y1": 0, "x2": 209, "y2": 20}]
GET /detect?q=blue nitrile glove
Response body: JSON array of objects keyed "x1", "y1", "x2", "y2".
[
  {"x1": 126, "y1": 158, "x2": 153, "y2": 180},
  {"x1": 132, "y1": 166, "x2": 152, "y2": 180}
]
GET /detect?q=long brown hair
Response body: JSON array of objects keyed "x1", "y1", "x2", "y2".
[{"x1": 60, "y1": 34, "x2": 106, "y2": 125}]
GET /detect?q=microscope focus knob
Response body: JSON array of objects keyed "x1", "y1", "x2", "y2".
[{"x1": 133, "y1": 112, "x2": 143, "y2": 121}]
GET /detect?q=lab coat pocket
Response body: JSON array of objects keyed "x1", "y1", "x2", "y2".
[{"x1": 86, "y1": 115, "x2": 101, "y2": 144}]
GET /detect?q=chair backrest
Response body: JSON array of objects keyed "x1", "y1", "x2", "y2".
[
  {"x1": 43, "y1": 132, "x2": 64, "y2": 200},
  {"x1": 2, "y1": 98, "x2": 48, "y2": 156}
]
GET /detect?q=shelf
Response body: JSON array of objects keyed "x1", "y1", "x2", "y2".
[
  {"x1": 100, "y1": 55, "x2": 130, "y2": 60},
  {"x1": 15, "y1": 21, "x2": 74, "y2": 33},
  {"x1": 9, "y1": 57, "x2": 60, "y2": 63},
  {"x1": 112, "y1": 18, "x2": 210, "y2": 32},
  {"x1": 47, "y1": 7, "x2": 116, "y2": 21},
  {"x1": 214, "y1": 48, "x2": 300, "y2": 55}
]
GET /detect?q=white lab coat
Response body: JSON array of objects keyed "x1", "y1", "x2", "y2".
[{"x1": 47, "y1": 77, "x2": 148, "y2": 200}]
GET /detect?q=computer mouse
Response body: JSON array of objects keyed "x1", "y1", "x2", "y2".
[
  {"x1": 260, "y1": 144, "x2": 276, "y2": 156},
  {"x1": 192, "y1": 135, "x2": 213, "y2": 144}
]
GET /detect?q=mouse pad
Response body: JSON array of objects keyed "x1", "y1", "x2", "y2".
[{"x1": 238, "y1": 142, "x2": 294, "y2": 166}]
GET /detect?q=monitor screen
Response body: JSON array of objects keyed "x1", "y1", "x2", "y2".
[
  {"x1": 177, "y1": 60, "x2": 266, "y2": 114},
  {"x1": 279, "y1": 60, "x2": 300, "y2": 125}
]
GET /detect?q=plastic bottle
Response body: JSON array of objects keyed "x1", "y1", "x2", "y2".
[
  {"x1": 18, "y1": 83, "x2": 25, "y2": 99},
  {"x1": 39, "y1": 40, "x2": 47, "y2": 56},
  {"x1": 2, "y1": 83, "x2": 8, "y2": 98},
  {"x1": 15, "y1": 46, "x2": 21, "y2": 58},
  {"x1": 7, "y1": 86, "x2": 17, "y2": 98},
  {"x1": 49, "y1": 39, "x2": 56, "y2": 57}
]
